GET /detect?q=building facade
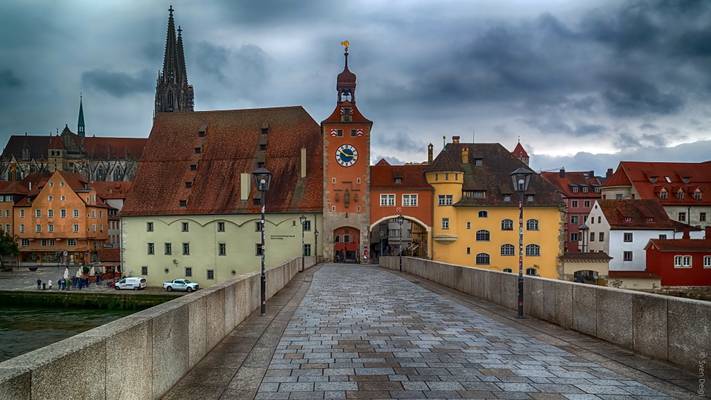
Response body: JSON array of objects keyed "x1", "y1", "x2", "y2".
[
  {"x1": 602, "y1": 161, "x2": 711, "y2": 228},
  {"x1": 425, "y1": 138, "x2": 564, "y2": 278},
  {"x1": 542, "y1": 169, "x2": 604, "y2": 253},
  {"x1": 645, "y1": 232, "x2": 711, "y2": 287}
]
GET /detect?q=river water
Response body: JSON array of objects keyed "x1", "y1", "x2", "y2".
[{"x1": 0, "y1": 306, "x2": 133, "y2": 362}]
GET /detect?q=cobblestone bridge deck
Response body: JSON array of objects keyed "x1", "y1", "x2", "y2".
[{"x1": 163, "y1": 264, "x2": 705, "y2": 400}]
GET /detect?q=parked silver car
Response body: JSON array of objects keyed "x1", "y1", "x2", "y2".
[{"x1": 163, "y1": 279, "x2": 199, "y2": 292}]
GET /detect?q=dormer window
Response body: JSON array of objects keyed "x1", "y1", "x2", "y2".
[
  {"x1": 582, "y1": 186, "x2": 589, "y2": 193},
  {"x1": 526, "y1": 194, "x2": 534, "y2": 202},
  {"x1": 185, "y1": 181, "x2": 192, "y2": 189},
  {"x1": 394, "y1": 177, "x2": 402, "y2": 184},
  {"x1": 659, "y1": 189, "x2": 668, "y2": 200},
  {"x1": 649, "y1": 176, "x2": 658, "y2": 184},
  {"x1": 624, "y1": 216, "x2": 632, "y2": 223},
  {"x1": 665, "y1": 176, "x2": 672, "y2": 183},
  {"x1": 194, "y1": 147, "x2": 201, "y2": 154},
  {"x1": 198, "y1": 126, "x2": 207, "y2": 137},
  {"x1": 474, "y1": 158, "x2": 483, "y2": 167},
  {"x1": 694, "y1": 189, "x2": 702, "y2": 200},
  {"x1": 571, "y1": 186, "x2": 579, "y2": 193},
  {"x1": 179, "y1": 200, "x2": 187, "y2": 208},
  {"x1": 503, "y1": 194, "x2": 511, "y2": 202},
  {"x1": 463, "y1": 190, "x2": 486, "y2": 199},
  {"x1": 261, "y1": 127, "x2": 269, "y2": 135},
  {"x1": 676, "y1": 189, "x2": 684, "y2": 200},
  {"x1": 646, "y1": 217, "x2": 655, "y2": 223}
]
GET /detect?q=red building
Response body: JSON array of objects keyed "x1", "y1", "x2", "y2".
[
  {"x1": 370, "y1": 159, "x2": 433, "y2": 259},
  {"x1": 645, "y1": 228, "x2": 711, "y2": 286},
  {"x1": 542, "y1": 169, "x2": 604, "y2": 252}
]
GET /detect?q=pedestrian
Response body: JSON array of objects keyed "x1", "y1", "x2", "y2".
[
  {"x1": 48, "y1": 279, "x2": 53, "y2": 290},
  {"x1": 36, "y1": 279, "x2": 41, "y2": 290}
]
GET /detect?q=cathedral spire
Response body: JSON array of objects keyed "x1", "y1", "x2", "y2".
[
  {"x1": 77, "y1": 94, "x2": 85, "y2": 137},
  {"x1": 155, "y1": 5, "x2": 194, "y2": 115}
]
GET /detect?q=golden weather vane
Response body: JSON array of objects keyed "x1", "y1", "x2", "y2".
[{"x1": 341, "y1": 40, "x2": 350, "y2": 51}]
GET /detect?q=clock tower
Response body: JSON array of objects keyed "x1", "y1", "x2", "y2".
[{"x1": 322, "y1": 42, "x2": 372, "y2": 263}]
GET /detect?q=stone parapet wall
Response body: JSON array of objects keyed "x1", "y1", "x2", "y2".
[
  {"x1": 380, "y1": 256, "x2": 710, "y2": 377},
  {"x1": 0, "y1": 257, "x2": 316, "y2": 399}
]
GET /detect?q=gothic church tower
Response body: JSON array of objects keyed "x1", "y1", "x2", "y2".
[{"x1": 154, "y1": 6, "x2": 194, "y2": 115}]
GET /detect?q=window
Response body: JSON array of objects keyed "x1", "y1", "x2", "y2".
[
  {"x1": 597, "y1": 216, "x2": 601, "y2": 223},
  {"x1": 623, "y1": 251, "x2": 633, "y2": 261},
  {"x1": 48, "y1": 224, "x2": 54, "y2": 232},
  {"x1": 590, "y1": 232, "x2": 595, "y2": 242},
  {"x1": 380, "y1": 194, "x2": 395, "y2": 206},
  {"x1": 478, "y1": 210, "x2": 488, "y2": 218},
  {"x1": 68, "y1": 239, "x2": 76, "y2": 246},
  {"x1": 219, "y1": 243, "x2": 226, "y2": 256},
  {"x1": 623, "y1": 232, "x2": 633, "y2": 242},
  {"x1": 185, "y1": 181, "x2": 193, "y2": 189},
  {"x1": 501, "y1": 219, "x2": 513, "y2": 231},
  {"x1": 526, "y1": 219, "x2": 539, "y2": 231},
  {"x1": 572, "y1": 186, "x2": 579, "y2": 193},
  {"x1": 303, "y1": 220, "x2": 311, "y2": 231},
  {"x1": 147, "y1": 243, "x2": 155, "y2": 255},
  {"x1": 21, "y1": 239, "x2": 29, "y2": 247},
  {"x1": 466, "y1": 247, "x2": 471, "y2": 255},
  {"x1": 678, "y1": 212, "x2": 686, "y2": 222},
  {"x1": 571, "y1": 200, "x2": 578, "y2": 208},
  {"x1": 584, "y1": 200, "x2": 591, "y2": 208},
  {"x1": 35, "y1": 224, "x2": 41, "y2": 233},
  {"x1": 35, "y1": 209, "x2": 40, "y2": 217},
  {"x1": 402, "y1": 194, "x2": 418, "y2": 207},
  {"x1": 47, "y1": 209, "x2": 53, "y2": 218},
  {"x1": 19, "y1": 209, "x2": 24, "y2": 218},
  {"x1": 438, "y1": 195, "x2": 453, "y2": 206},
  {"x1": 501, "y1": 244, "x2": 515, "y2": 256},
  {"x1": 673, "y1": 255, "x2": 692, "y2": 268},
  {"x1": 73, "y1": 209, "x2": 79, "y2": 218},
  {"x1": 146, "y1": 222, "x2": 154, "y2": 232},
  {"x1": 476, "y1": 230, "x2": 490, "y2": 241},
  {"x1": 185, "y1": 267, "x2": 192, "y2": 277},
  {"x1": 466, "y1": 221, "x2": 471, "y2": 229},
  {"x1": 676, "y1": 190, "x2": 685, "y2": 200},
  {"x1": 463, "y1": 190, "x2": 486, "y2": 199},
  {"x1": 256, "y1": 243, "x2": 264, "y2": 256},
  {"x1": 441, "y1": 218, "x2": 449, "y2": 230},
  {"x1": 60, "y1": 209, "x2": 66, "y2": 218},
  {"x1": 255, "y1": 221, "x2": 263, "y2": 232},
  {"x1": 659, "y1": 189, "x2": 668, "y2": 200},
  {"x1": 503, "y1": 194, "x2": 512, "y2": 202},
  {"x1": 582, "y1": 187, "x2": 589, "y2": 193},
  {"x1": 701, "y1": 212, "x2": 707, "y2": 222},
  {"x1": 571, "y1": 215, "x2": 579, "y2": 224},
  {"x1": 659, "y1": 234, "x2": 667, "y2": 240},
  {"x1": 704, "y1": 256, "x2": 711, "y2": 268},
  {"x1": 475, "y1": 253, "x2": 490, "y2": 265},
  {"x1": 194, "y1": 147, "x2": 202, "y2": 154},
  {"x1": 525, "y1": 244, "x2": 540, "y2": 256},
  {"x1": 190, "y1": 164, "x2": 197, "y2": 171},
  {"x1": 503, "y1": 268, "x2": 513, "y2": 273},
  {"x1": 207, "y1": 270, "x2": 214, "y2": 280},
  {"x1": 164, "y1": 243, "x2": 172, "y2": 255},
  {"x1": 615, "y1": 194, "x2": 623, "y2": 200},
  {"x1": 181, "y1": 222, "x2": 189, "y2": 232},
  {"x1": 527, "y1": 195, "x2": 534, "y2": 202},
  {"x1": 182, "y1": 243, "x2": 190, "y2": 255},
  {"x1": 526, "y1": 268, "x2": 538, "y2": 276},
  {"x1": 303, "y1": 244, "x2": 312, "y2": 256},
  {"x1": 599, "y1": 232, "x2": 605, "y2": 241},
  {"x1": 19, "y1": 224, "x2": 24, "y2": 233},
  {"x1": 141, "y1": 266, "x2": 148, "y2": 275},
  {"x1": 179, "y1": 200, "x2": 187, "y2": 208},
  {"x1": 571, "y1": 233, "x2": 579, "y2": 241},
  {"x1": 217, "y1": 222, "x2": 225, "y2": 232}
]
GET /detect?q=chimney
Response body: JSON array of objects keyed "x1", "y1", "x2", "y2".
[
  {"x1": 452, "y1": 135, "x2": 460, "y2": 144},
  {"x1": 559, "y1": 168, "x2": 565, "y2": 178},
  {"x1": 589, "y1": 170, "x2": 594, "y2": 179},
  {"x1": 300, "y1": 147, "x2": 307, "y2": 178},
  {"x1": 427, "y1": 143, "x2": 433, "y2": 164},
  {"x1": 461, "y1": 147, "x2": 469, "y2": 164},
  {"x1": 682, "y1": 227, "x2": 690, "y2": 240},
  {"x1": 606, "y1": 168, "x2": 613, "y2": 179}
]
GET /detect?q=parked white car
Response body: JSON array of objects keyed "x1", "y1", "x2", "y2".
[
  {"x1": 114, "y1": 277, "x2": 147, "y2": 290},
  {"x1": 163, "y1": 279, "x2": 199, "y2": 292}
]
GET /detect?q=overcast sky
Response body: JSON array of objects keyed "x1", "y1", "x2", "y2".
[{"x1": 1, "y1": 0, "x2": 710, "y2": 175}]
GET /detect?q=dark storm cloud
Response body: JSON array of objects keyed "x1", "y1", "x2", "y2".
[
  {"x1": 81, "y1": 69, "x2": 153, "y2": 98},
  {"x1": 0, "y1": 69, "x2": 22, "y2": 88},
  {"x1": 601, "y1": 72, "x2": 683, "y2": 116}
]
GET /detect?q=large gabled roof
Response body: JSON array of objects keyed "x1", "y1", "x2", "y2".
[
  {"x1": 370, "y1": 160, "x2": 431, "y2": 190},
  {"x1": 122, "y1": 106, "x2": 323, "y2": 216},
  {"x1": 541, "y1": 170, "x2": 603, "y2": 198},
  {"x1": 597, "y1": 199, "x2": 687, "y2": 230}
]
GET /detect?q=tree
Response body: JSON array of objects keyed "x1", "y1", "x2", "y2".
[{"x1": 0, "y1": 231, "x2": 19, "y2": 268}]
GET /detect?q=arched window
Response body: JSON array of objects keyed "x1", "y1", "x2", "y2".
[
  {"x1": 478, "y1": 210, "x2": 488, "y2": 218},
  {"x1": 501, "y1": 219, "x2": 513, "y2": 231},
  {"x1": 501, "y1": 244, "x2": 515, "y2": 256},
  {"x1": 526, "y1": 244, "x2": 540, "y2": 256},
  {"x1": 503, "y1": 268, "x2": 513, "y2": 273},
  {"x1": 476, "y1": 230, "x2": 490, "y2": 241},
  {"x1": 526, "y1": 268, "x2": 538, "y2": 276},
  {"x1": 526, "y1": 219, "x2": 539, "y2": 231},
  {"x1": 476, "y1": 253, "x2": 490, "y2": 265}
]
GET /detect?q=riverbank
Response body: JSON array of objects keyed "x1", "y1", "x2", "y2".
[{"x1": 0, "y1": 290, "x2": 178, "y2": 310}]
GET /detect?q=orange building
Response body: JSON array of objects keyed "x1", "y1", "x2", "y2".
[
  {"x1": 370, "y1": 159, "x2": 433, "y2": 259},
  {"x1": 13, "y1": 171, "x2": 109, "y2": 266}
]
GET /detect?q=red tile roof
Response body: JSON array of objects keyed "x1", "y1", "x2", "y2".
[
  {"x1": 541, "y1": 170, "x2": 603, "y2": 198},
  {"x1": 559, "y1": 252, "x2": 612, "y2": 261},
  {"x1": 512, "y1": 142, "x2": 529, "y2": 158},
  {"x1": 370, "y1": 159, "x2": 432, "y2": 190},
  {"x1": 91, "y1": 181, "x2": 133, "y2": 200},
  {"x1": 646, "y1": 238, "x2": 711, "y2": 252},
  {"x1": 2, "y1": 130, "x2": 145, "y2": 161},
  {"x1": 122, "y1": 106, "x2": 323, "y2": 216},
  {"x1": 604, "y1": 161, "x2": 711, "y2": 206},
  {"x1": 598, "y1": 199, "x2": 687, "y2": 230}
]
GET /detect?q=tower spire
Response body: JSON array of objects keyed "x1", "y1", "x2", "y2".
[
  {"x1": 77, "y1": 94, "x2": 85, "y2": 137},
  {"x1": 155, "y1": 5, "x2": 194, "y2": 115},
  {"x1": 336, "y1": 40, "x2": 356, "y2": 103}
]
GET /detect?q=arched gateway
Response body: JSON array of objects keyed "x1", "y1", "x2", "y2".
[{"x1": 333, "y1": 227, "x2": 360, "y2": 263}]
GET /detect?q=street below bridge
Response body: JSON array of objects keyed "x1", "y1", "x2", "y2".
[{"x1": 163, "y1": 264, "x2": 704, "y2": 400}]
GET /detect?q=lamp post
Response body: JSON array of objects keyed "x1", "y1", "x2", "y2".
[
  {"x1": 579, "y1": 223, "x2": 589, "y2": 253},
  {"x1": 397, "y1": 214, "x2": 405, "y2": 272},
  {"x1": 252, "y1": 167, "x2": 272, "y2": 316},
  {"x1": 299, "y1": 215, "x2": 307, "y2": 272},
  {"x1": 511, "y1": 167, "x2": 532, "y2": 319},
  {"x1": 314, "y1": 226, "x2": 319, "y2": 263}
]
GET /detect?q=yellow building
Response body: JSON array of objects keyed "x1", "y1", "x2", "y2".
[{"x1": 427, "y1": 139, "x2": 564, "y2": 278}]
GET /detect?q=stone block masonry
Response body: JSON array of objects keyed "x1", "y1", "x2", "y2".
[{"x1": 0, "y1": 257, "x2": 315, "y2": 399}]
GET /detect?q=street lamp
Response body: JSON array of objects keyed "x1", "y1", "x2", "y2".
[
  {"x1": 252, "y1": 167, "x2": 272, "y2": 316},
  {"x1": 396, "y1": 214, "x2": 405, "y2": 272},
  {"x1": 579, "y1": 223, "x2": 589, "y2": 253},
  {"x1": 511, "y1": 167, "x2": 532, "y2": 319},
  {"x1": 299, "y1": 215, "x2": 307, "y2": 272}
]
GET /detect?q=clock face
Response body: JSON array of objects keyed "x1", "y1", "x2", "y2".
[{"x1": 335, "y1": 144, "x2": 358, "y2": 167}]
